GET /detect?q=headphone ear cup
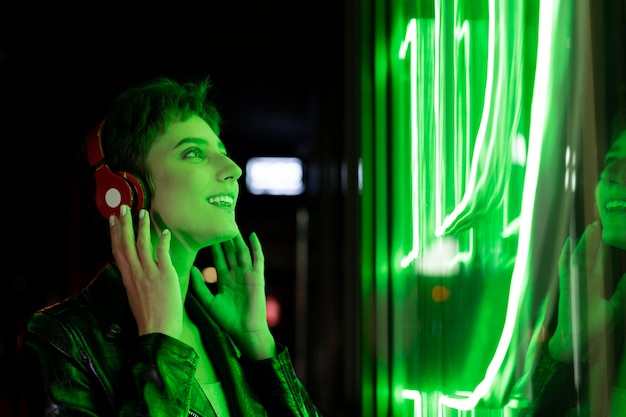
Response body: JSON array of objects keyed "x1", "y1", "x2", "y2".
[
  {"x1": 87, "y1": 119, "x2": 150, "y2": 219},
  {"x1": 118, "y1": 170, "x2": 149, "y2": 215},
  {"x1": 93, "y1": 166, "x2": 138, "y2": 219}
]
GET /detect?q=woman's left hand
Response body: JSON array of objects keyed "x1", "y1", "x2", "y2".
[
  {"x1": 190, "y1": 232, "x2": 276, "y2": 360},
  {"x1": 550, "y1": 222, "x2": 626, "y2": 362}
]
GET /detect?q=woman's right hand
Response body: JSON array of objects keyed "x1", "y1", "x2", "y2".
[
  {"x1": 550, "y1": 221, "x2": 626, "y2": 362},
  {"x1": 109, "y1": 205, "x2": 183, "y2": 338}
]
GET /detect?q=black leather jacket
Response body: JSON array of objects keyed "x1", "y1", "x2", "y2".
[{"x1": 20, "y1": 263, "x2": 321, "y2": 417}]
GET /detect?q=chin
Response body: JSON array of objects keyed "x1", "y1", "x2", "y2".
[
  {"x1": 211, "y1": 229, "x2": 239, "y2": 244},
  {"x1": 603, "y1": 231, "x2": 626, "y2": 250},
  {"x1": 223, "y1": 230, "x2": 239, "y2": 241}
]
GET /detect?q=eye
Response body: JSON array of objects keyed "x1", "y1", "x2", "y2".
[{"x1": 183, "y1": 146, "x2": 205, "y2": 159}]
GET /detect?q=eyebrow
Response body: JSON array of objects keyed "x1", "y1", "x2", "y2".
[
  {"x1": 606, "y1": 146, "x2": 624, "y2": 159},
  {"x1": 173, "y1": 137, "x2": 228, "y2": 153}
]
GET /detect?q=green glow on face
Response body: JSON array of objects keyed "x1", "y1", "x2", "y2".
[{"x1": 360, "y1": 0, "x2": 580, "y2": 414}]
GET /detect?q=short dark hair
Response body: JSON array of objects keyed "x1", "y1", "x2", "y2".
[
  {"x1": 80, "y1": 75, "x2": 222, "y2": 239},
  {"x1": 100, "y1": 75, "x2": 222, "y2": 183}
]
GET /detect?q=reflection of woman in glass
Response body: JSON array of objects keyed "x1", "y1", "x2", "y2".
[{"x1": 525, "y1": 111, "x2": 626, "y2": 416}]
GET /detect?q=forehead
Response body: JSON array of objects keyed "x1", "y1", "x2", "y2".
[{"x1": 153, "y1": 115, "x2": 225, "y2": 150}]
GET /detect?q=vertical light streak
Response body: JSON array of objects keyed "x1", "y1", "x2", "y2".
[
  {"x1": 439, "y1": 0, "x2": 560, "y2": 409},
  {"x1": 399, "y1": 18, "x2": 420, "y2": 268},
  {"x1": 399, "y1": 6, "x2": 477, "y2": 270},
  {"x1": 451, "y1": 0, "x2": 475, "y2": 265},
  {"x1": 435, "y1": 0, "x2": 496, "y2": 237},
  {"x1": 434, "y1": 0, "x2": 443, "y2": 228},
  {"x1": 502, "y1": 134, "x2": 528, "y2": 239},
  {"x1": 454, "y1": 17, "x2": 472, "y2": 203},
  {"x1": 565, "y1": 146, "x2": 577, "y2": 191}
]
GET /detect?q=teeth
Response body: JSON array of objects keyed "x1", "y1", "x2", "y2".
[
  {"x1": 208, "y1": 195, "x2": 234, "y2": 207},
  {"x1": 606, "y1": 200, "x2": 626, "y2": 211}
]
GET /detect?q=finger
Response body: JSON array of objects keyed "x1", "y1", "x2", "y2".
[
  {"x1": 249, "y1": 232, "x2": 265, "y2": 272},
  {"x1": 559, "y1": 236, "x2": 572, "y2": 278},
  {"x1": 155, "y1": 228, "x2": 174, "y2": 272},
  {"x1": 575, "y1": 221, "x2": 602, "y2": 264},
  {"x1": 583, "y1": 222, "x2": 605, "y2": 295},
  {"x1": 189, "y1": 266, "x2": 215, "y2": 304},
  {"x1": 211, "y1": 241, "x2": 228, "y2": 273},
  {"x1": 587, "y1": 221, "x2": 603, "y2": 257},
  {"x1": 135, "y1": 209, "x2": 153, "y2": 267},
  {"x1": 109, "y1": 214, "x2": 128, "y2": 270},
  {"x1": 221, "y1": 239, "x2": 238, "y2": 270},
  {"x1": 233, "y1": 233, "x2": 252, "y2": 268},
  {"x1": 595, "y1": 239, "x2": 608, "y2": 277},
  {"x1": 119, "y1": 204, "x2": 140, "y2": 266}
]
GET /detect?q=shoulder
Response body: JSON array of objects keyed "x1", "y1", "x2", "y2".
[
  {"x1": 26, "y1": 290, "x2": 89, "y2": 342},
  {"x1": 25, "y1": 264, "x2": 136, "y2": 348}
]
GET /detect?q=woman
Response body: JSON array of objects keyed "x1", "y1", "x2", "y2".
[
  {"x1": 19, "y1": 76, "x2": 321, "y2": 416},
  {"x1": 523, "y1": 113, "x2": 626, "y2": 416}
]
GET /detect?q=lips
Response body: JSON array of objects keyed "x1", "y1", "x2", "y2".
[
  {"x1": 605, "y1": 199, "x2": 626, "y2": 212},
  {"x1": 208, "y1": 195, "x2": 235, "y2": 207}
]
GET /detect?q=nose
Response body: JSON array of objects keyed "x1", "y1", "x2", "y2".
[
  {"x1": 219, "y1": 154, "x2": 243, "y2": 181},
  {"x1": 605, "y1": 157, "x2": 626, "y2": 185}
]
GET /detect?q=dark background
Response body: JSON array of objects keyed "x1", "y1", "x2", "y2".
[
  {"x1": 0, "y1": 0, "x2": 360, "y2": 415},
  {"x1": 4, "y1": 1, "x2": 622, "y2": 416}
]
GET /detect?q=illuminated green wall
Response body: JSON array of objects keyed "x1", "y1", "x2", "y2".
[{"x1": 360, "y1": 0, "x2": 595, "y2": 415}]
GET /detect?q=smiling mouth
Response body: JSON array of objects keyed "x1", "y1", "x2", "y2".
[
  {"x1": 208, "y1": 195, "x2": 235, "y2": 207},
  {"x1": 605, "y1": 200, "x2": 626, "y2": 212}
]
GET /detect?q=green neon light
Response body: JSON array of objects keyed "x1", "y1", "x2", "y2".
[
  {"x1": 398, "y1": 17, "x2": 421, "y2": 269},
  {"x1": 434, "y1": 0, "x2": 496, "y2": 237},
  {"x1": 433, "y1": 0, "x2": 444, "y2": 231},
  {"x1": 401, "y1": 389, "x2": 422, "y2": 417},
  {"x1": 391, "y1": 0, "x2": 572, "y2": 414},
  {"x1": 398, "y1": 12, "x2": 476, "y2": 272},
  {"x1": 439, "y1": 0, "x2": 562, "y2": 411}
]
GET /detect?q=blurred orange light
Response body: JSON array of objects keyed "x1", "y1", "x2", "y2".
[
  {"x1": 431, "y1": 285, "x2": 451, "y2": 302},
  {"x1": 266, "y1": 295, "x2": 281, "y2": 327}
]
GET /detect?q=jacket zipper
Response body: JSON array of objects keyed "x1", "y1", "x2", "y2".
[{"x1": 189, "y1": 410, "x2": 201, "y2": 417}]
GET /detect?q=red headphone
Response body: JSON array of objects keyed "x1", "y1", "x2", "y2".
[{"x1": 87, "y1": 119, "x2": 149, "y2": 219}]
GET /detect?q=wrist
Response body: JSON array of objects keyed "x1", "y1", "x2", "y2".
[{"x1": 236, "y1": 329, "x2": 276, "y2": 360}]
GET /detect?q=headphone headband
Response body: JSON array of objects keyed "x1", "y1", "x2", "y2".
[{"x1": 87, "y1": 119, "x2": 107, "y2": 168}]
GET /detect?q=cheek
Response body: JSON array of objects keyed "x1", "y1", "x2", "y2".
[{"x1": 149, "y1": 175, "x2": 185, "y2": 208}]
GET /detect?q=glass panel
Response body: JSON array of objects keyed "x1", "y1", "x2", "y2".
[{"x1": 361, "y1": 0, "x2": 625, "y2": 416}]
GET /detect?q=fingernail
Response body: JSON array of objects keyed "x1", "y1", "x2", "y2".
[
  {"x1": 109, "y1": 215, "x2": 115, "y2": 228},
  {"x1": 162, "y1": 229, "x2": 169, "y2": 237},
  {"x1": 139, "y1": 209, "x2": 146, "y2": 219},
  {"x1": 120, "y1": 205, "x2": 127, "y2": 217}
]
